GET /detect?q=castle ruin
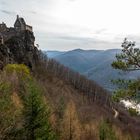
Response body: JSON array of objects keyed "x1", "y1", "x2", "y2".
[{"x1": 0, "y1": 15, "x2": 33, "y2": 44}]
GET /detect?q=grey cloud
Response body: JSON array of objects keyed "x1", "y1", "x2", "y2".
[
  {"x1": 35, "y1": 31, "x2": 121, "y2": 51},
  {"x1": 47, "y1": 34, "x2": 114, "y2": 44},
  {"x1": 42, "y1": 37, "x2": 120, "y2": 51},
  {"x1": 53, "y1": 36, "x2": 93, "y2": 41},
  {"x1": 126, "y1": 35, "x2": 140, "y2": 47},
  {"x1": 0, "y1": 1, "x2": 8, "y2": 6},
  {"x1": 69, "y1": 0, "x2": 76, "y2": 2},
  {"x1": 29, "y1": 11, "x2": 37, "y2": 14},
  {"x1": 0, "y1": 9, "x2": 16, "y2": 15},
  {"x1": 114, "y1": 34, "x2": 140, "y2": 47},
  {"x1": 95, "y1": 28, "x2": 107, "y2": 34},
  {"x1": 21, "y1": 10, "x2": 37, "y2": 15}
]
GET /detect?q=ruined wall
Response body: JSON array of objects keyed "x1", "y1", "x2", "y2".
[
  {"x1": 25, "y1": 25, "x2": 32, "y2": 32},
  {"x1": 0, "y1": 23, "x2": 7, "y2": 32},
  {"x1": 0, "y1": 27, "x2": 16, "y2": 43},
  {"x1": 0, "y1": 16, "x2": 33, "y2": 44}
]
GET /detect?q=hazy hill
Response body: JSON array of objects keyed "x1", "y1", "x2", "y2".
[
  {"x1": 46, "y1": 49, "x2": 103, "y2": 73},
  {"x1": 46, "y1": 49, "x2": 140, "y2": 90},
  {"x1": 44, "y1": 50, "x2": 65, "y2": 58}
]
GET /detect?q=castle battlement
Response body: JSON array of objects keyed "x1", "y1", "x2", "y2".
[{"x1": 0, "y1": 15, "x2": 33, "y2": 44}]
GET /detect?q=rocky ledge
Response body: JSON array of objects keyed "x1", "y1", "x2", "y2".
[{"x1": 0, "y1": 30, "x2": 39, "y2": 69}]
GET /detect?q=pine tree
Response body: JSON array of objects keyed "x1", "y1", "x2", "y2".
[
  {"x1": 112, "y1": 38, "x2": 140, "y2": 103},
  {"x1": 23, "y1": 80, "x2": 57, "y2": 140}
]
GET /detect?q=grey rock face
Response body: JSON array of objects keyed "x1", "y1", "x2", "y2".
[{"x1": 0, "y1": 30, "x2": 39, "y2": 69}]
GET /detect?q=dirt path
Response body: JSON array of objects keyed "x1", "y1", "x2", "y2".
[{"x1": 112, "y1": 108, "x2": 119, "y2": 118}]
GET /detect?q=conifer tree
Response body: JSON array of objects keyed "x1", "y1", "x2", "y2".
[
  {"x1": 23, "y1": 80, "x2": 57, "y2": 140},
  {"x1": 112, "y1": 38, "x2": 140, "y2": 103}
]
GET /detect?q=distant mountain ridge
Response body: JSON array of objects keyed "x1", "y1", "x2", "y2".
[
  {"x1": 45, "y1": 49, "x2": 140, "y2": 90},
  {"x1": 45, "y1": 50, "x2": 65, "y2": 58}
]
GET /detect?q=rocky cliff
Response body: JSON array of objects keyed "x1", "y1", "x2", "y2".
[{"x1": 0, "y1": 30, "x2": 39, "y2": 69}]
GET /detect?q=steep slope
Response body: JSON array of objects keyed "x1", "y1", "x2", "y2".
[
  {"x1": 2, "y1": 62, "x2": 140, "y2": 140},
  {"x1": 1, "y1": 30, "x2": 140, "y2": 139},
  {"x1": 38, "y1": 70, "x2": 140, "y2": 139}
]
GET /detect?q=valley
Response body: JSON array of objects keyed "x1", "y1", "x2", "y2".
[{"x1": 46, "y1": 49, "x2": 140, "y2": 91}]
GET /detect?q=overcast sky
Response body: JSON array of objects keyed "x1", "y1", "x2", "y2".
[{"x1": 0, "y1": 0, "x2": 140, "y2": 51}]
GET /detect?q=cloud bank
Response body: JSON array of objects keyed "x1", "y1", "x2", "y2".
[{"x1": 0, "y1": 0, "x2": 140, "y2": 50}]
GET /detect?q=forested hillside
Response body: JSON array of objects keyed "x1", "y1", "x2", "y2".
[{"x1": 0, "y1": 30, "x2": 140, "y2": 140}]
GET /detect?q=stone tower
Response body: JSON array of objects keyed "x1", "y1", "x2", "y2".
[{"x1": 14, "y1": 15, "x2": 32, "y2": 32}]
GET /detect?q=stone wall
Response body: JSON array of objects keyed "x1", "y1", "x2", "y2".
[
  {"x1": 0, "y1": 23, "x2": 7, "y2": 32},
  {"x1": 0, "y1": 16, "x2": 33, "y2": 44},
  {"x1": 0, "y1": 27, "x2": 16, "y2": 43},
  {"x1": 25, "y1": 25, "x2": 32, "y2": 32}
]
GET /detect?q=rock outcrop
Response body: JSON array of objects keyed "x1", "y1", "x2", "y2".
[{"x1": 0, "y1": 30, "x2": 39, "y2": 69}]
